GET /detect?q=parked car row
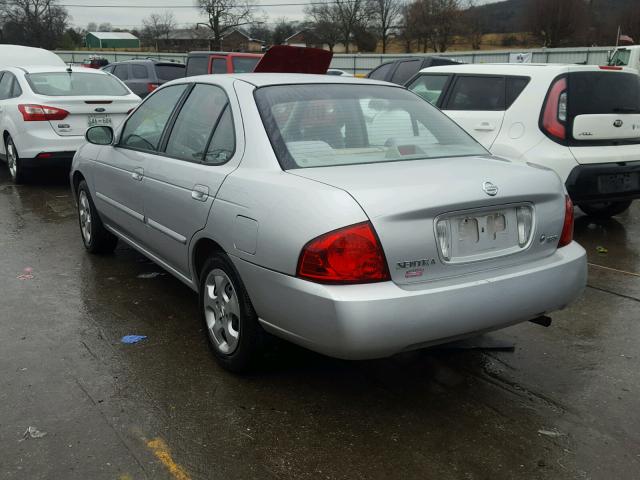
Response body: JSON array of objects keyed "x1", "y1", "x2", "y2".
[{"x1": 4, "y1": 44, "x2": 638, "y2": 373}]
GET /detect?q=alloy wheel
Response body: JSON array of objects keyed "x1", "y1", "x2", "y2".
[
  {"x1": 6, "y1": 140, "x2": 17, "y2": 180},
  {"x1": 204, "y1": 269, "x2": 241, "y2": 354},
  {"x1": 78, "y1": 190, "x2": 92, "y2": 245}
]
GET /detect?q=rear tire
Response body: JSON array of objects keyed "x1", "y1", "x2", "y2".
[
  {"x1": 5, "y1": 135, "x2": 27, "y2": 184},
  {"x1": 578, "y1": 201, "x2": 632, "y2": 218},
  {"x1": 199, "y1": 253, "x2": 267, "y2": 373},
  {"x1": 77, "y1": 180, "x2": 118, "y2": 254}
]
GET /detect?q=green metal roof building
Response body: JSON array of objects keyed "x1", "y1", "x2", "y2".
[{"x1": 85, "y1": 32, "x2": 140, "y2": 49}]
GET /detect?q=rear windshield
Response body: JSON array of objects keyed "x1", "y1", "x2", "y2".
[
  {"x1": 255, "y1": 84, "x2": 487, "y2": 169},
  {"x1": 569, "y1": 71, "x2": 640, "y2": 116},
  {"x1": 26, "y1": 72, "x2": 129, "y2": 96},
  {"x1": 608, "y1": 49, "x2": 631, "y2": 67},
  {"x1": 155, "y1": 64, "x2": 185, "y2": 81},
  {"x1": 232, "y1": 57, "x2": 260, "y2": 73}
]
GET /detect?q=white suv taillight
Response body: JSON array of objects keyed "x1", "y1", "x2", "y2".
[
  {"x1": 541, "y1": 77, "x2": 567, "y2": 140},
  {"x1": 18, "y1": 104, "x2": 69, "y2": 121},
  {"x1": 516, "y1": 206, "x2": 533, "y2": 247}
]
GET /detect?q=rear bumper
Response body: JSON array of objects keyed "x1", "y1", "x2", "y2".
[
  {"x1": 566, "y1": 161, "x2": 640, "y2": 203},
  {"x1": 13, "y1": 127, "x2": 84, "y2": 161},
  {"x1": 20, "y1": 151, "x2": 75, "y2": 169},
  {"x1": 234, "y1": 242, "x2": 587, "y2": 360}
]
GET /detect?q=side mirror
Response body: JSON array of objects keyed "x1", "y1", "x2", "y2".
[{"x1": 86, "y1": 125, "x2": 114, "y2": 145}]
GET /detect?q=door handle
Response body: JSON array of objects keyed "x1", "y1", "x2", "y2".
[
  {"x1": 132, "y1": 167, "x2": 144, "y2": 181},
  {"x1": 191, "y1": 184, "x2": 209, "y2": 202},
  {"x1": 474, "y1": 122, "x2": 495, "y2": 132}
]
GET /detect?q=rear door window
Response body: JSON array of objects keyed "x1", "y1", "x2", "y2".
[
  {"x1": 368, "y1": 62, "x2": 393, "y2": 80},
  {"x1": 445, "y1": 76, "x2": 505, "y2": 111},
  {"x1": 390, "y1": 60, "x2": 421, "y2": 84},
  {"x1": 407, "y1": 74, "x2": 451, "y2": 106},
  {"x1": 505, "y1": 76, "x2": 530, "y2": 108},
  {"x1": 568, "y1": 71, "x2": 640, "y2": 116},
  {"x1": 205, "y1": 106, "x2": 235, "y2": 164},
  {"x1": 211, "y1": 58, "x2": 227, "y2": 74},
  {"x1": 0, "y1": 73, "x2": 12, "y2": 100},
  {"x1": 132, "y1": 64, "x2": 148, "y2": 79},
  {"x1": 113, "y1": 65, "x2": 129, "y2": 81},
  {"x1": 155, "y1": 64, "x2": 185, "y2": 81},
  {"x1": 165, "y1": 84, "x2": 229, "y2": 161},
  {"x1": 186, "y1": 56, "x2": 208, "y2": 76}
]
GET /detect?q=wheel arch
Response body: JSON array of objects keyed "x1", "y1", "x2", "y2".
[{"x1": 192, "y1": 237, "x2": 227, "y2": 287}]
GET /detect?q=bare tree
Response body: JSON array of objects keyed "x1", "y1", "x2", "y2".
[
  {"x1": 142, "y1": 11, "x2": 176, "y2": 50},
  {"x1": 98, "y1": 22, "x2": 112, "y2": 32},
  {"x1": 463, "y1": 0, "x2": 484, "y2": 50},
  {"x1": 368, "y1": 0, "x2": 402, "y2": 53},
  {"x1": 527, "y1": 0, "x2": 587, "y2": 47},
  {"x1": 197, "y1": 0, "x2": 254, "y2": 50},
  {"x1": 334, "y1": 0, "x2": 366, "y2": 53},
  {"x1": 87, "y1": 22, "x2": 98, "y2": 32},
  {"x1": 304, "y1": 4, "x2": 341, "y2": 52},
  {"x1": 0, "y1": 0, "x2": 69, "y2": 48},
  {"x1": 272, "y1": 17, "x2": 297, "y2": 45}
]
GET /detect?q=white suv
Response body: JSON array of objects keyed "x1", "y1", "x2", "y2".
[
  {"x1": 0, "y1": 66, "x2": 140, "y2": 183},
  {"x1": 407, "y1": 64, "x2": 640, "y2": 218}
]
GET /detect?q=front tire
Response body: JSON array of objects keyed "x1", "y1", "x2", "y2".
[
  {"x1": 5, "y1": 135, "x2": 27, "y2": 184},
  {"x1": 77, "y1": 180, "x2": 118, "y2": 253},
  {"x1": 578, "y1": 201, "x2": 632, "y2": 218},
  {"x1": 199, "y1": 253, "x2": 266, "y2": 373}
]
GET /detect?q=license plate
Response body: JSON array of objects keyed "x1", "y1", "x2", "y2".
[
  {"x1": 597, "y1": 173, "x2": 639, "y2": 194},
  {"x1": 452, "y1": 209, "x2": 518, "y2": 258},
  {"x1": 87, "y1": 114, "x2": 112, "y2": 127}
]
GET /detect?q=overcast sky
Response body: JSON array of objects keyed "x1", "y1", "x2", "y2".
[{"x1": 66, "y1": 0, "x2": 500, "y2": 31}]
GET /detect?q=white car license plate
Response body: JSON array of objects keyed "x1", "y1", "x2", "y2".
[
  {"x1": 597, "y1": 173, "x2": 639, "y2": 194},
  {"x1": 87, "y1": 114, "x2": 112, "y2": 127}
]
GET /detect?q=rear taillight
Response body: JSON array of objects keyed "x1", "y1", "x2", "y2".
[
  {"x1": 147, "y1": 83, "x2": 159, "y2": 93},
  {"x1": 515, "y1": 205, "x2": 534, "y2": 247},
  {"x1": 558, "y1": 196, "x2": 574, "y2": 247},
  {"x1": 600, "y1": 65, "x2": 623, "y2": 70},
  {"x1": 18, "y1": 104, "x2": 69, "y2": 122},
  {"x1": 541, "y1": 77, "x2": 567, "y2": 140},
  {"x1": 297, "y1": 221, "x2": 390, "y2": 284}
]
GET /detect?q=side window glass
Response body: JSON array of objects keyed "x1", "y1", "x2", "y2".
[
  {"x1": 0, "y1": 73, "x2": 13, "y2": 100},
  {"x1": 165, "y1": 84, "x2": 228, "y2": 161},
  {"x1": 132, "y1": 65, "x2": 148, "y2": 79},
  {"x1": 120, "y1": 84, "x2": 188, "y2": 151},
  {"x1": 211, "y1": 58, "x2": 227, "y2": 74},
  {"x1": 113, "y1": 65, "x2": 129, "y2": 81},
  {"x1": 447, "y1": 76, "x2": 505, "y2": 111},
  {"x1": 11, "y1": 77, "x2": 22, "y2": 97},
  {"x1": 102, "y1": 66, "x2": 114, "y2": 73},
  {"x1": 186, "y1": 56, "x2": 208, "y2": 76},
  {"x1": 205, "y1": 106, "x2": 235, "y2": 164},
  {"x1": 368, "y1": 62, "x2": 393, "y2": 80},
  {"x1": 408, "y1": 74, "x2": 450, "y2": 105},
  {"x1": 506, "y1": 76, "x2": 530, "y2": 108},
  {"x1": 390, "y1": 60, "x2": 421, "y2": 84}
]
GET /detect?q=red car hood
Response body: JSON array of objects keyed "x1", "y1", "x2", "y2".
[{"x1": 253, "y1": 45, "x2": 332, "y2": 74}]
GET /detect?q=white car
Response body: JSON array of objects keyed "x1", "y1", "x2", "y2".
[
  {"x1": 408, "y1": 64, "x2": 640, "y2": 218},
  {"x1": 0, "y1": 44, "x2": 66, "y2": 68},
  {"x1": 0, "y1": 65, "x2": 140, "y2": 183}
]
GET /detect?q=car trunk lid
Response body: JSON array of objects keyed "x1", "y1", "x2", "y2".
[
  {"x1": 289, "y1": 156, "x2": 567, "y2": 284},
  {"x1": 253, "y1": 45, "x2": 332, "y2": 74},
  {"x1": 38, "y1": 96, "x2": 137, "y2": 136}
]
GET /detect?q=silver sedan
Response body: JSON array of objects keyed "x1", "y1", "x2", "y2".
[{"x1": 70, "y1": 74, "x2": 587, "y2": 372}]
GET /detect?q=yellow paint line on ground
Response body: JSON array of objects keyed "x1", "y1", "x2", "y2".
[
  {"x1": 588, "y1": 263, "x2": 640, "y2": 278},
  {"x1": 146, "y1": 438, "x2": 191, "y2": 480}
]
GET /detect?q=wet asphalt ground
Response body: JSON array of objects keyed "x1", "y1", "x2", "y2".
[{"x1": 0, "y1": 167, "x2": 639, "y2": 480}]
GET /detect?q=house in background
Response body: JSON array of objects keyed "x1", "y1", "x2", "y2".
[
  {"x1": 85, "y1": 32, "x2": 140, "y2": 49},
  {"x1": 220, "y1": 29, "x2": 265, "y2": 52},
  {"x1": 162, "y1": 28, "x2": 211, "y2": 52},
  {"x1": 284, "y1": 30, "x2": 355, "y2": 53}
]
